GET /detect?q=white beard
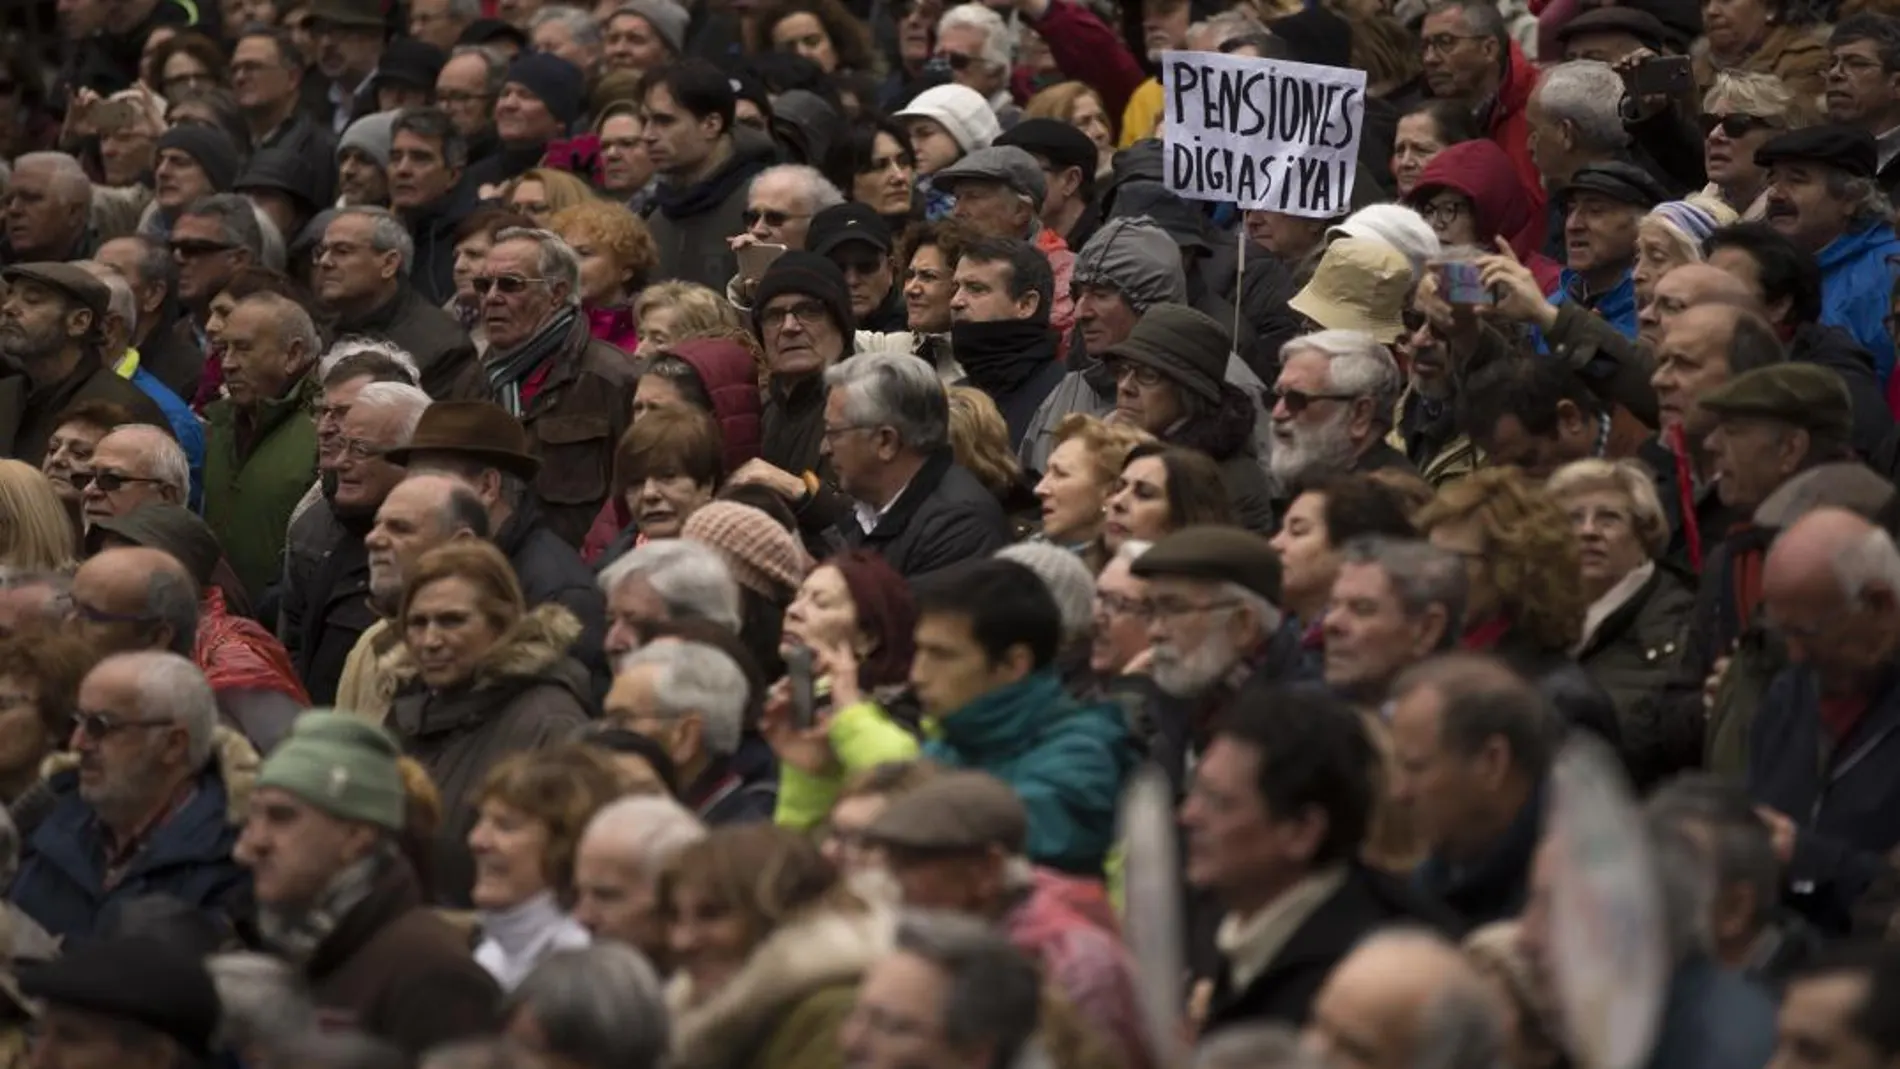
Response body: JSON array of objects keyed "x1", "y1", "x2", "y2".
[
  {"x1": 1151, "y1": 628, "x2": 1242, "y2": 698},
  {"x1": 1269, "y1": 411, "x2": 1360, "y2": 488}
]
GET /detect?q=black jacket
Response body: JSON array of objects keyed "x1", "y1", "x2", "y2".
[
  {"x1": 1576, "y1": 565, "x2": 1697, "y2": 791},
  {"x1": 761, "y1": 373, "x2": 829, "y2": 478},
  {"x1": 291, "y1": 528, "x2": 375, "y2": 707},
  {"x1": 402, "y1": 181, "x2": 477, "y2": 308},
  {"x1": 840, "y1": 448, "x2": 1011, "y2": 580},
  {"x1": 1790, "y1": 323, "x2": 1894, "y2": 458},
  {"x1": 1639, "y1": 435, "x2": 1745, "y2": 576},
  {"x1": 495, "y1": 502, "x2": 611, "y2": 697},
  {"x1": 0, "y1": 353, "x2": 166, "y2": 465},
  {"x1": 1494, "y1": 631, "x2": 1627, "y2": 762},
  {"x1": 1167, "y1": 386, "x2": 1276, "y2": 533},
  {"x1": 951, "y1": 320, "x2": 1066, "y2": 450},
  {"x1": 142, "y1": 308, "x2": 208, "y2": 401},
  {"x1": 335, "y1": 286, "x2": 476, "y2": 400},
  {"x1": 1414, "y1": 783, "x2": 1544, "y2": 929}
]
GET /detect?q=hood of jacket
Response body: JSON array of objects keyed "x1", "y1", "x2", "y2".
[
  {"x1": 771, "y1": 91, "x2": 845, "y2": 171},
  {"x1": 36, "y1": 724, "x2": 259, "y2": 825},
  {"x1": 1495, "y1": 39, "x2": 1540, "y2": 119},
  {"x1": 384, "y1": 602, "x2": 584, "y2": 692},
  {"x1": 1407, "y1": 139, "x2": 1534, "y2": 250},
  {"x1": 1818, "y1": 219, "x2": 1900, "y2": 274},
  {"x1": 1071, "y1": 217, "x2": 1188, "y2": 312},
  {"x1": 670, "y1": 337, "x2": 765, "y2": 472},
  {"x1": 668, "y1": 903, "x2": 894, "y2": 1069},
  {"x1": 655, "y1": 127, "x2": 777, "y2": 222}
]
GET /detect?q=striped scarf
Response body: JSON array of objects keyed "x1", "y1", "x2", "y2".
[{"x1": 483, "y1": 305, "x2": 580, "y2": 417}]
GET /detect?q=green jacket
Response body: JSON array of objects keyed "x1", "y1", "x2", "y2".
[
  {"x1": 774, "y1": 700, "x2": 920, "y2": 831},
  {"x1": 203, "y1": 376, "x2": 319, "y2": 599},
  {"x1": 923, "y1": 671, "x2": 1133, "y2": 876}
]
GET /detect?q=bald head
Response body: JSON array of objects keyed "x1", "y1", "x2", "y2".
[
  {"x1": 1305, "y1": 929, "x2": 1505, "y2": 1069},
  {"x1": 72, "y1": 547, "x2": 199, "y2": 657},
  {"x1": 1763, "y1": 508, "x2": 1900, "y2": 687},
  {"x1": 85, "y1": 424, "x2": 189, "y2": 525},
  {"x1": 1640, "y1": 263, "x2": 1756, "y2": 348},
  {"x1": 365, "y1": 473, "x2": 489, "y2": 608}
]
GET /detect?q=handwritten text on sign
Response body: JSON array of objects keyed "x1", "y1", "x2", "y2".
[{"x1": 1161, "y1": 51, "x2": 1366, "y2": 218}]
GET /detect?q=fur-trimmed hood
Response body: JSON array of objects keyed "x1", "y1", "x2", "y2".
[
  {"x1": 33, "y1": 725, "x2": 259, "y2": 824},
  {"x1": 667, "y1": 904, "x2": 895, "y2": 1069},
  {"x1": 383, "y1": 603, "x2": 583, "y2": 692}
]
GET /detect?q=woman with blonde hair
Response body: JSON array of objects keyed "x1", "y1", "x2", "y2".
[
  {"x1": 633, "y1": 281, "x2": 745, "y2": 360},
  {"x1": 1416, "y1": 467, "x2": 1623, "y2": 748},
  {"x1": 1033, "y1": 414, "x2": 1152, "y2": 554},
  {"x1": 1545, "y1": 458, "x2": 1694, "y2": 787},
  {"x1": 0, "y1": 461, "x2": 76, "y2": 572},
  {"x1": 550, "y1": 199, "x2": 659, "y2": 352},
  {"x1": 660, "y1": 823, "x2": 888, "y2": 1069},
  {"x1": 1025, "y1": 82, "x2": 1115, "y2": 177},
  {"x1": 947, "y1": 386, "x2": 1036, "y2": 533},
  {"x1": 1631, "y1": 195, "x2": 1740, "y2": 309},
  {"x1": 504, "y1": 168, "x2": 596, "y2": 226},
  {"x1": 1701, "y1": 71, "x2": 1821, "y2": 219}
]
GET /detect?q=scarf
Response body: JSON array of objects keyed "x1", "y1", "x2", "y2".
[
  {"x1": 951, "y1": 319, "x2": 1057, "y2": 397},
  {"x1": 1666, "y1": 423, "x2": 1704, "y2": 573},
  {"x1": 258, "y1": 842, "x2": 391, "y2": 965},
  {"x1": 484, "y1": 305, "x2": 579, "y2": 417}
]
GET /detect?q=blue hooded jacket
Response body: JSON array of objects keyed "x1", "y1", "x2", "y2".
[
  {"x1": 1535, "y1": 268, "x2": 1638, "y2": 352},
  {"x1": 923, "y1": 671, "x2": 1133, "y2": 875},
  {"x1": 1816, "y1": 221, "x2": 1900, "y2": 384}
]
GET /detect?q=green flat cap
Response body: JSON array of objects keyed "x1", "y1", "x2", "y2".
[
  {"x1": 1129, "y1": 524, "x2": 1283, "y2": 604},
  {"x1": 1698, "y1": 363, "x2": 1853, "y2": 439},
  {"x1": 863, "y1": 771, "x2": 1027, "y2": 854}
]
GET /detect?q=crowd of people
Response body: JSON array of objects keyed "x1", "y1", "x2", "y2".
[{"x1": 4, "y1": 0, "x2": 1900, "y2": 1066}]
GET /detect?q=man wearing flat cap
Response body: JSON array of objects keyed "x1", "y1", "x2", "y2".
[
  {"x1": 0, "y1": 262, "x2": 165, "y2": 465},
  {"x1": 931, "y1": 145, "x2": 1077, "y2": 342},
  {"x1": 1556, "y1": 161, "x2": 1671, "y2": 339},
  {"x1": 1756, "y1": 123, "x2": 1900, "y2": 364},
  {"x1": 1557, "y1": 6, "x2": 1681, "y2": 62},
  {"x1": 996, "y1": 118, "x2": 1104, "y2": 254}
]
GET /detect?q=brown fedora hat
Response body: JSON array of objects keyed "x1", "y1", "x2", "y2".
[{"x1": 384, "y1": 401, "x2": 542, "y2": 479}]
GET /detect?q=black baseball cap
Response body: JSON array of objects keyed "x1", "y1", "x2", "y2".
[{"x1": 808, "y1": 203, "x2": 894, "y2": 257}]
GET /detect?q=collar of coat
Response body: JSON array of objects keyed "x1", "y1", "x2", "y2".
[
  {"x1": 36, "y1": 725, "x2": 258, "y2": 826},
  {"x1": 384, "y1": 602, "x2": 582, "y2": 698}
]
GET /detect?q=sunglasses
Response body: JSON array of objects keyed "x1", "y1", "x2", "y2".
[
  {"x1": 1699, "y1": 113, "x2": 1775, "y2": 139},
  {"x1": 471, "y1": 274, "x2": 548, "y2": 296},
  {"x1": 1272, "y1": 387, "x2": 1359, "y2": 414},
  {"x1": 170, "y1": 239, "x2": 237, "y2": 259},
  {"x1": 742, "y1": 208, "x2": 809, "y2": 229},
  {"x1": 70, "y1": 470, "x2": 163, "y2": 493},
  {"x1": 835, "y1": 256, "x2": 886, "y2": 276},
  {"x1": 940, "y1": 51, "x2": 978, "y2": 71}
]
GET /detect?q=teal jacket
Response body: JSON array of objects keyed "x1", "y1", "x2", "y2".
[
  {"x1": 924, "y1": 671, "x2": 1133, "y2": 876},
  {"x1": 203, "y1": 376, "x2": 319, "y2": 600}
]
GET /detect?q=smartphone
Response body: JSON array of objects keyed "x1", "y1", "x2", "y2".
[
  {"x1": 786, "y1": 646, "x2": 817, "y2": 730},
  {"x1": 1630, "y1": 55, "x2": 1694, "y2": 97},
  {"x1": 1434, "y1": 260, "x2": 1493, "y2": 306},
  {"x1": 737, "y1": 242, "x2": 788, "y2": 284},
  {"x1": 93, "y1": 100, "x2": 135, "y2": 131}
]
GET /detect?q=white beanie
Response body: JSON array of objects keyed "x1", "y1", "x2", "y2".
[
  {"x1": 1328, "y1": 204, "x2": 1442, "y2": 284},
  {"x1": 894, "y1": 84, "x2": 1001, "y2": 154}
]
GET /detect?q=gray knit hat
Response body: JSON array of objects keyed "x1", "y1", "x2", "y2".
[
  {"x1": 617, "y1": 0, "x2": 689, "y2": 55},
  {"x1": 256, "y1": 712, "x2": 407, "y2": 831},
  {"x1": 994, "y1": 543, "x2": 1094, "y2": 641},
  {"x1": 1071, "y1": 217, "x2": 1188, "y2": 313},
  {"x1": 337, "y1": 110, "x2": 401, "y2": 169}
]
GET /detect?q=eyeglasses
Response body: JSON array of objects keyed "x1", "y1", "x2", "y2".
[
  {"x1": 1094, "y1": 591, "x2": 1151, "y2": 618},
  {"x1": 1272, "y1": 387, "x2": 1358, "y2": 414},
  {"x1": 821, "y1": 422, "x2": 873, "y2": 442},
  {"x1": 742, "y1": 208, "x2": 811, "y2": 229},
  {"x1": 1829, "y1": 54, "x2": 1886, "y2": 75},
  {"x1": 338, "y1": 437, "x2": 388, "y2": 461},
  {"x1": 1419, "y1": 200, "x2": 1467, "y2": 227},
  {"x1": 73, "y1": 709, "x2": 175, "y2": 740},
  {"x1": 70, "y1": 469, "x2": 163, "y2": 493},
  {"x1": 1109, "y1": 361, "x2": 1163, "y2": 388},
  {"x1": 1699, "y1": 112, "x2": 1775, "y2": 139},
  {"x1": 436, "y1": 90, "x2": 489, "y2": 106},
  {"x1": 836, "y1": 256, "x2": 886, "y2": 277},
  {"x1": 1146, "y1": 597, "x2": 1239, "y2": 621},
  {"x1": 170, "y1": 239, "x2": 237, "y2": 259},
  {"x1": 1568, "y1": 506, "x2": 1631, "y2": 531},
  {"x1": 471, "y1": 274, "x2": 548, "y2": 296},
  {"x1": 1421, "y1": 33, "x2": 1484, "y2": 55},
  {"x1": 939, "y1": 51, "x2": 979, "y2": 71},
  {"x1": 763, "y1": 300, "x2": 829, "y2": 330}
]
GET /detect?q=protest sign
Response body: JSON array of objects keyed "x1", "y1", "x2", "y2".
[{"x1": 1161, "y1": 50, "x2": 1367, "y2": 218}]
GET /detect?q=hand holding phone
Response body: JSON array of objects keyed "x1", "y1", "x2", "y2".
[
  {"x1": 786, "y1": 646, "x2": 817, "y2": 731},
  {"x1": 1433, "y1": 260, "x2": 1493, "y2": 306},
  {"x1": 737, "y1": 242, "x2": 788, "y2": 285}
]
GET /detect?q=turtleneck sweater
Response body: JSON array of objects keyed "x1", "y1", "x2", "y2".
[{"x1": 474, "y1": 889, "x2": 590, "y2": 990}]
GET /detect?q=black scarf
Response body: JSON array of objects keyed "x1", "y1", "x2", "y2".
[
  {"x1": 484, "y1": 305, "x2": 580, "y2": 417},
  {"x1": 950, "y1": 319, "x2": 1059, "y2": 398}
]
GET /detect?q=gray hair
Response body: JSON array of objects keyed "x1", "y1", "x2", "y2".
[
  {"x1": 335, "y1": 205, "x2": 417, "y2": 278},
  {"x1": 751, "y1": 164, "x2": 845, "y2": 215},
  {"x1": 1646, "y1": 773, "x2": 1780, "y2": 936},
  {"x1": 236, "y1": 291, "x2": 322, "y2": 367},
  {"x1": 182, "y1": 193, "x2": 266, "y2": 259},
  {"x1": 995, "y1": 542, "x2": 1094, "y2": 643},
  {"x1": 937, "y1": 3, "x2": 1012, "y2": 69},
  {"x1": 319, "y1": 336, "x2": 422, "y2": 384},
  {"x1": 257, "y1": 209, "x2": 286, "y2": 273},
  {"x1": 1416, "y1": 977, "x2": 1509, "y2": 1069},
  {"x1": 448, "y1": 45, "x2": 510, "y2": 96},
  {"x1": 494, "y1": 226, "x2": 583, "y2": 307},
  {"x1": 505, "y1": 945, "x2": 667, "y2": 1069},
  {"x1": 352, "y1": 381, "x2": 432, "y2": 444},
  {"x1": 109, "y1": 651, "x2": 218, "y2": 768},
  {"x1": 101, "y1": 424, "x2": 190, "y2": 502},
  {"x1": 894, "y1": 910, "x2": 1042, "y2": 1062},
  {"x1": 1194, "y1": 1025, "x2": 1326, "y2": 1069},
  {"x1": 15, "y1": 152, "x2": 92, "y2": 207},
  {"x1": 1823, "y1": 168, "x2": 1896, "y2": 228},
  {"x1": 1223, "y1": 581, "x2": 1285, "y2": 639},
  {"x1": 1834, "y1": 525, "x2": 1900, "y2": 603},
  {"x1": 106, "y1": 234, "x2": 173, "y2": 292},
  {"x1": 580, "y1": 793, "x2": 706, "y2": 878},
  {"x1": 1534, "y1": 61, "x2": 1631, "y2": 155},
  {"x1": 618, "y1": 639, "x2": 748, "y2": 757},
  {"x1": 207, "y1": 952, "x2": 317, "y2": 1054},
  {"x1": 392, "y1": 106, "x2": 469, "y2": 170},
  {"x1": 1187, "y1": 10, "x2": 1268, "y2": 49},
  {"x1": 83, "y1": 263, "x2": 139, "y2": 334},
  {"x1": 531, "y1": 5, "x2": 603, "y2": 48},
  {"x1": 599, "y1": 539, "x2": 742, "y2": 633},
  {"x1": 149, "y1": 564, "x2": 200, "y2": 657},
  {"x1": 824, "y1": 351, "x2": 950, "y2": 452},
  {"x1": 1282, "y1": 330, "x2": 1403, "y2": 414},
  {"x1": 448, "y1": 0, "x2": 483, "y2": 17},
  {"x1": 1339, "y1": 536, "x2": 1467, "y2": 647}
]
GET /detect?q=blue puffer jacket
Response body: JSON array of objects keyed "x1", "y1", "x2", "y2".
[
  {"x1": 1817, "y1": 221, "x2": 1900, "y2": 384},
  {"x1": 9, "y1": 758, "x2": 250, "y2": 942},
  {"x1": 924, "y1": 671, "x2": 1134, "y2": 876},
  {"x1": 1536, "y1": 268, "x2": 1637, "y2": 352}
]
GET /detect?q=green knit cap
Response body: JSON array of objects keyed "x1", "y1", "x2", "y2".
[{"x1": 256, "y1": 712, "x2": 407, "y2": 831}]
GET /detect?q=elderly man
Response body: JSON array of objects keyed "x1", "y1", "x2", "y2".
[
  {"x1": 8, "y1": 652, "x2": 247, "y2": 940},
  {"x1": 642, "y1": 60, "x2": 775, "y2": 288},
  {"x1": 930, "y1": 146, "x2": 1075, "y2": 339},
  {"x1": 336, "y1": 473, "x2": 489, "y2": 720},
  {"x1": 94, "y1": 234, "x2": 205, "y2": 400},
  {"x1": 155, "y1": 135, "x2": 244, "y2": 239},
  {"x1": 726, "y1": 164, "x2": 845, "y2": 304},
  {"x1": 69, "y1": 547, "x2": 203, "y2": 663},
  {"x1": 823, "y1": 352, "x2": 1009, "y2": 578},
  {"x1": 239, "y1": 712, "x2": 501, "y2": 1055},
  {"x1": 409, "y1": 0, "x2": 479, "y2": 51},
  {"x1": 19, "y1": 936, "x2": 223, "y2": 1069},
  {"x1": 316, "y1": 207, "x2": 474, "y2": 398},
  {"x1": 3, "y1": 153, "x2": 94, "y2": 263},
  {"x1": 1827, "y1": 16, "x2": 1900, "y2": 203},
  {"x1": 1750, "y1": 508, "x2": 1900, "y2": 934},
  {"x1": 842, "y1": 913, "x2": 1045, "y2": 1069},
  {"x1": 947, "y1": 236, "x2": 1064, "y2": 447},
  {"x1": 171, "y1": 195, "x2": 265, "y2": 351},
  {"x1": 603, "y1": 0, "x2": 686, "y2": 76},
  {"x1": 1756, "y1": 125, "x2": 1900, "y2": 368},
  {"x1": 597, "y1": 539, "x2": 742, "y2": 668},
  {"x1": 1527, "y1": 161, "x2": 1670, "y2": 341},
  {"x1": 285, "y1": 383, "x2": 432, "y2": 706},
  {"x1": 609, "y1": 638, "x2": 773, "y2": 824},
  {"x1": 1323, "y1": 538, "x2": 1466, "y2": 709},
  {"x1": 234, "y1": 26, "x2": 337, "y2": 166},
  {"x1": 434, "y1": 47, "x2": 503, "y2": 146},
  {"x1": 571, "y1": 794, "x2": 705, "y2": 965},
  {"x1": 1303, "y1": 929, "x2": 1505, "y2": 1069},
  {"x1": 748, "y1": 253, "x2": 856, "y2": 484},
  {"x1": 202, "y1": 292, "x2": 322, "y2": 600},
  {"x1": 935, "y1": 4, "x2": 1019, "y2": 122},
  {"x1": 0, "y1": 262, "x2": 164, "y2": 465},
  {"x1": 996, "y1": 119, "x2": 1103, "y2": 254},
  {"x1": 530, "y1": 7, "x2": 603, "y2": 70},
  {"x1": 387, "y1": 401, "x2": 609, "y2": 685},
  {"x1": 80, "y1": 423, "x2": 191, "y2": 527},
  {"x1": 1270, "y1": 330, "x2": 1411, "y2": 491},
  {"x1": 309, "y1": 0, "x2": 387, "y2": 134},
  {"x1": 811, "y1": 203, "x2": 905, "y2": 333},
  {"x1": 1188, "y1": 680, "x2": 1451, "y2": 1035},
  {"x1": 389, "y1": 108, "x2": 474, "y2": 307},
  {"x1": 1419, "y1": 0, "x2": 1542, "y2": 206},
  {"x1": 448, "y1": 228, "x2": 634, "y2": 547}
]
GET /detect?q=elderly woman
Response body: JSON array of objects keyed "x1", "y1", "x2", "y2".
[
  {"x1": 1390, "y1": 99, "x2": 1481, "y2": 200},
  {"x1": 684, "y1": 501, "x2": 812, "y2": 681},
  {"x1": 633, "y1": 281, "x2": 747, "y2": 360},
  {"x1": 592, "y1": 407, "x2": 725, "y2": 567},
  {"x1": 0, "y1": 632, "x2": 97, "y2": 804},
  {"x1": 661, "y1": 824, "x2": 889, "y2": 1069},
  {"x1": 1269, "y1": 474, "x2": 1419, "y2": 636},
  {"x1": 1546, "y1": 459, "x2": 1695, "y2": 788},
  {"x1": 551, "y1": 200, "x2": 658, "y2": 353},
  {"x1": 1691, "y1": 0, "x2": 1827, "y2": 105},
  {"x1": 505, "y1": 944, "x2": 671, "y2": 1069},
  {"x1": 0, "y1": 462, "x2": 76, "y2": 573},
  {"x1": 468, "y1": 745, "x2": 626, "y2": 989},
  {"x1": 1631, "y1": 196, "x2": 1739, "y2": 309},
  {"x1": 388, "y1": 541, "x2": 592, "y2": 909},
  {"x1": 1102, "y1": 444, "x2": 1232, "y2": 558},
  {"x1": 1417, "y1": 469, "x2": 1622, "y2": 750},
  {"x1": 1033, "y1": 414, "x2": 1153, "y2": 559},
  {"x1": 1701, "y1": 72, "x2": 1816, "y2": 220}
]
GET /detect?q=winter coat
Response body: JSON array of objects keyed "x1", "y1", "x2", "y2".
[
  {"x1": 335, "y1": 617, "x2": 403, "y2": 723},
  {"x1": 1492, "y1": 632, "x2": 1627, "y2": 761},
  {"x1": 9, "y1": 728, "x2": 256, "y2": 941},
  {"x1": 1815, "y1": 221, "x2": 1900, "y2": 382},
  {"x1": 924, "y1": 671, "x2": 1134, "y2": 876},
  {"x1": 448, "y1": 317, "x2": 639, "y2": 548},
  {"x1": 584, "y1": 305, "x2": 641, "y2": 353},
  {"x1": 1166, "y1": 387, "x2": 1276, "y2": 534},
  {"x1": 647, "y1": 130, "x2": 777, "y2": 290},
  {"x1": 1574, "y1": 563, "x2": 1696, "y2": 791},
  {"x1": 0, "y1": 353, "x2": 166, "y2": 466},
  {"x1": 495, "y1": 502, "x2": 611, "y2": 694},
  {"x1": 1640, "y1": 957, "x2": 1778, "y2": 1069},
  {"x1": 951, "y1": 323, "x2": 1066, "y2": 450},
  {"x1": 1390, "y1": 387, "x2": 1481, "y2": 487},
  {"x1": 280, "y1": 496, "x2": 348, "y2": 662},
  {"x1": 774, "y1": 699, "x2": 921, "y2": 831},
  {"x1": 1691, "y1": 25, "x2": 1829, "y2": 106},
  {"x1": 1414, "y1": 784, "x2": 1543, "y2": 929},
  {"x1": 204, "y1": 375, "x2": 321, "y2": 604},
  {"x1": 1002, "y1": 874, "x2": 1150, "y2": 1069},
  {"x1": 197, "y1": 587, "x2": 309, "y2": 752},
  {"x1": 1486, "y1": 41, "x2": 1547, "y2": 252},
  {"x1": 1406, "y1": 139, "x2": 1560, "y2": 292},
  {"x1": 304, "y1": 856, "x2": 501, "y2": 1056},
  {"x1": 1750, "y1": 661, "x2": 1900, "y2": 933},
  {"x1": 333, "y1": 286, "x2": 477, "y2": 401},
  {"x1": 838, "y1": 449, "x2": 1009, "y2": 579},
  {"x1": 290, "y1": 527, "x2": 375, "y2": 708},
  {"x1": 402, "y1": 182, "x2": 475, "y2": 307},
  {"x1": 668, "y1": 904, "x2": 893, "y2": 1069},
  {"x1": 387, "y1": 605, "x2": 593, "y2": 908},
  {"x1": 1545, "y1": 269, "x2": 1638, "y2": 344},
  {"x1": 675, "y1": 337, "x2": 766, "y2": 473},
  {"x1": 1788, "y1": 324, "x2": 1893, "y2": 456},
  {"x1": 1639, "y1": 434, "x2": 1745, "y2": 576}
]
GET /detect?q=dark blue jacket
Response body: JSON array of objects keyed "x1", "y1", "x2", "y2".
[
  {"x1": 7, "y1": 767, "x2": 249, "y2": 942},
  {"x1": 1642, "y1": 956, "x2": 1777, "y2": 1069},
  {"x1": 1748, "y1": 662, "x2": 1900, "y2": 934},
  {"x1": 1414, "y1": 780, "x2": 1544, "y2": 929}
]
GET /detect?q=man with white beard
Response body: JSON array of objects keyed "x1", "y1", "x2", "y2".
[
  {"x1": 1126, "y1": 526, "x2": 1312, "y2": 792},
  {"x1": 1268, "y1": 331, "x2": 1413, "y2": 494}
]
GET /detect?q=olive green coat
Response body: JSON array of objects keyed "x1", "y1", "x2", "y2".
[{"x1": 203, "y1": 375, "x2": 319, "y2": 600}]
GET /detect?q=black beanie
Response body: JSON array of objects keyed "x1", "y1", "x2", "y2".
[
  {"x1": 157, "y1": 124, "x2": 243, "y2": 193},
  {"x1": 505, "y1": 53, "x2": 586, "y2": 129},
  {"x1": 751, "y1": 252, "x2": 856, "y2": 344},
  {"x1": 1268, "y1": 5, "x2": 1353, "y2": 70}
]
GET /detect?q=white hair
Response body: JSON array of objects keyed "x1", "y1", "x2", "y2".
[
  {"x1": 619, "y1": 639, "x2": 748, "y2": 757},
  {"x1": 580, "y1": 794, "x2": 706, "y2": 878},
  {"x1": 1534, "y1": 61, "x2": 1630, "y2": 155},
  {"x1": 335, "y1": 205, "x2": 417, "y2": 277},
  {"x1": 255, "y1": 206, "x2": 286, "y2": 272},
  {"x1": 319, "y1": 336, "x2": 422, "y2": 384},
  {"x1": 79, "y1": 262, "x2": 139, "y2": 331},
  {"x1": 15, "y1": 151, "x2": 92, "y2": 206},
  {"x1": 533, "y1": 5, "x2": 603, "y2": 46},
  {"x1": 824, "y1": 351, "x2": 949, "y2": 451},
  {"x1": 751, "y1": 164, "x2": 845, "y2": 215},
  {"x1": 495, "y1": 226, "x2": 584, "y2": 307},
  {"x1": 599, "y1": 540, "x2": 742, "y2": 633},
  {"x1": 352, "y1": 382, "x2": 432, "y2": 443},
  {"x1": 101, "y1": 424, "x2": 189, "y2": 501},
  {"x1": 1225, "y1": 581, "x2": 1284, "y2": 635},
  {"x1": 1835, "y1": 526, "x2": 1900, "y2": 602},
  {"x1": 1282, "y1": 329, "x2": 1404, "y2": 412},
  {"x1": 938, "y1": 3, "x2": 1012, "y2": 69},
  {"x1": 108, "y1": 651, "x2": 218, "y2": 768}
]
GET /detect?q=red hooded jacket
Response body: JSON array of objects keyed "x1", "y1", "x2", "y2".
[
  {"x1": 1407, "y1": 139, "x2": 1563, "y2": 295},
  {"x1": 1488, "y1": 41, "x2": 1547, "y2": 250}
]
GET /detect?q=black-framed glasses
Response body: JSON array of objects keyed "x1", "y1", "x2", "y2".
[
  {"x1": 70, "y1": 470, "x2": 163, "y2": 493},
  {"x1": 170, "y1": 239, "x2": 237, "y2": 259},
  {"x1": 72, "y1": 709, "x2": 175, "y2": 740},
  {"x1": 1419, "y1": 200, "x2": 1468, "y2": 227},
  {"x1": 1094, "y1": 591, "x2": 1151, "y2": 619},
  {"x1": 1828, "y1": 54, "x2": 1886, "y2": 75},
  {"x1": 742, "y1": 208, "x2": 810, "y2": 229},
  {"x1": 763, "y1": 299, "x2": 829, "y2": 330},
  {"x1": 1272, "y1": 387, "x2": 1358, "y2": 414},
  {"x1": 1109, "y1": 360, "x2": 1163, "y2": 388},
  {"x1": 1699, "y1": 113, "x2": 1775, "y2": 139},
  {"x1": 471, "y1": 274, "x2": 548, "y2": 296},
  {"x1": 1146, "y1": 597, "x2": 1239, "y2": 621}
]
